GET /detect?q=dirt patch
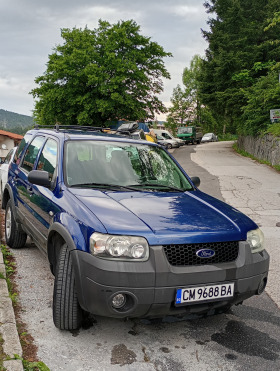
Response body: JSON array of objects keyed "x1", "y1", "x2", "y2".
[{"x1": 111, "y1": 344, "x2": 137, "y2": 365}]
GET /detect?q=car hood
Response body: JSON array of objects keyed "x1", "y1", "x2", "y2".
[{"x1": 70, "y1": 189, "x2": 257, "y2": 245}]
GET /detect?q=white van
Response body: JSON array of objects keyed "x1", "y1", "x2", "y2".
[{"x1": 153, "y1": 129, "x2": 184, "y2": 146}]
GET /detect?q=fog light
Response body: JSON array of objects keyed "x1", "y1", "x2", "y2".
[{"x1": 112, "y1": 293, "x2": 126, "y2": 308}]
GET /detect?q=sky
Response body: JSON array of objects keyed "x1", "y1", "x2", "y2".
[{"x1": 0, "y1": 0, "x2": 210, "y2": 120}]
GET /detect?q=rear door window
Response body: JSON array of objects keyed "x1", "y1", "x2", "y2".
[
  {"x1": 37, "y1": 138, "x2": 58, "y2": 182},
  {"x1": 21, "y1": 136, "x2": 45, "y2": 173},
  {"x1": 13, "y1": 133, "x2": 34, "y2": 164}
]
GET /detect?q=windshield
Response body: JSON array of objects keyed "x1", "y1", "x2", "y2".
[
  {"x1": 156, "y1": 135, "x2": 164, "y2": 140},
  {"x1": 178, "y1": 127, "x2": 193, "y2": 134},
  {"x1": 204, "y1": 133, "x2": 212, "y2": 137},
  {"x1": 64, "y1": 140, "x2": 192, "y2": 191}
]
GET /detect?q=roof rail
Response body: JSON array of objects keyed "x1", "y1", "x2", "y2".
[{"x1": 34, "y1": 124, "x2": 107, "y2": 132}]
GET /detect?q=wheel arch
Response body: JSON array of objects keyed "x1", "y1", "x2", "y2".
[
  {"x1": 47, "y1": 221, "x2": 88, "y2": 309},
  {"x1": 1, "y1": 184, "x2": 14, "y2": 210},
  {"x1": 47, "y1": 222, "x2": 82, "y2": 272}
]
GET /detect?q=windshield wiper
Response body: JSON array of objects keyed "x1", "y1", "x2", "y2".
[
  {"x1": 132, "y1": 183, "x2": 185, "y2": 192},
  {"x1": 69, "y1": 182, "x2": 142, "y2": 191},
  {"x1": 70, "y1": 182, "x2": 186, "y2": 192}
]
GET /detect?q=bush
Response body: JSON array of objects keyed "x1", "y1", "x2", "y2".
[
  {"x1": 265, "y1": 122, "x2": 280, "y2": 136},
  {"x1": 218, "y1": 133, "x2": 238, "y2": 141}
]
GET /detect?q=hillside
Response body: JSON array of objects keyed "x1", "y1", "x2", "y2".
[{"x1": 0, "y1": 109, "x2": 34, "y2": 134}]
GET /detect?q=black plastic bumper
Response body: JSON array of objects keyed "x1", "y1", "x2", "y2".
[{"x1": 71, "y1": 242, "x2": 269, "y2": 318}]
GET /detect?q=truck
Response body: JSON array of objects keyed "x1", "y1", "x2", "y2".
[{"x1": 177, "y1": 126, "x2": 203, "y2": 145}]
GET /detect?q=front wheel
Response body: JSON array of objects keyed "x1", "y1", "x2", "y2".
[
  {"x1": 167, "y1": 143, "x2": 172, "y2": 149},
  {"x1": 5, "y1": 199, "x2": 27, "y2": 248},
  {"x1": 53, "y1": 244, "x2": 83, "y2": 330}
]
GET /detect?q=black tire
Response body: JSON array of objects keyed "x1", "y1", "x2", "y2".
[
  {"x1": 5, "y1": 199, "x2": 27, "y2": 248},
  {"x1": 53, "y1": 244, "x2": 83, "y2": 330},
  {"x1": 167, "y1": 143, "x2": 172, "y2": 149}
]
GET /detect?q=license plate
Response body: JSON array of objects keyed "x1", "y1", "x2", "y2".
[{"x1": 175, "y1": 283, "x2": 234, "y2": 305}]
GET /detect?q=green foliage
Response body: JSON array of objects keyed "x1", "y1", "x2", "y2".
[
  {"x1": 218, "y1": 133, "x2": 238, "y2": 141},
  {"x1": 266, "y1": 122, "x2": 280, "y2": 136},
  {"x1": 164, "y1": 118, "x2": 177, "y2": 136},
  {"x1": 13, "y1": 354, "x2": 50, "y2": 371},
  {"x1": 199, "y1": 0, "x2": 280, "y2": 135},
  {"x1": 183, "y1": 55, "x2": 203, "y2": 97},
  {"x1": 0, "y1": 245, "x2": 17, "y2": 302},
  {"x1": 0, "y1": 333, "x2": 6, "y2": 370},
  {"x1": 31, "y1": 20, "x2": 172, "y2": 126},
  {"x1": 240, "y1": 70, "x2": 280, "y2": 135},
  {"x1": 182, "y1": 55, "x2": 204, "y2": 126},
  {"x1": 167, "y1": 85, "x2": 191, "y2": 126},
  {"x1": 199, "y1": 106, "x2": 220, "y2": 134},
  {"x1": 0, "y1": 109, "x2": 33, "y2": 134},
  {"x1": 264, "y1": 11, "x2": 280, "y2": 32}
]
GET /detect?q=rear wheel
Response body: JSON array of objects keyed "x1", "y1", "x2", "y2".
[
  {"x1": 167, "y1": 143, "x2": 172, "y2": 149},
  {"x1": 53, "y1": 244, "x2": 83, "y2": 330},
  {"x1": 5, "y1": 199, "x2": 27, "y2": 248}
]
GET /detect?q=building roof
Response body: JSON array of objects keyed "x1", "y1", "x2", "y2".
[{"x1": 0, "y1": 129, "x2": 23, "y2": 140}]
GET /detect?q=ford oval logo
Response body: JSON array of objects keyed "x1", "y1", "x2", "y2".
[{"x1": 196, "y1": 249, "x2": 215, "y2": 258}]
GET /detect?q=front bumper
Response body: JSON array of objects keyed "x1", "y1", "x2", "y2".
[{"x1": 71, "y1": 242, "x2": 269, "y2": 318}]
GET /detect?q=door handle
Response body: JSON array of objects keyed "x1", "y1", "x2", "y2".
[{"x1": 27, "y1": 186, "x2": 34, "y2": 195}]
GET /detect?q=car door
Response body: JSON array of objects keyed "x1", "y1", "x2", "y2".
[
  {"x1": 14, "y1": 135, "x2": 46, "y2": 243},
  {"x1": 19, "y1": 137, "x2": 59, "y2": 251},
  {"x1": 27, "y1": 137, "x2": 59, "y2": 251}
]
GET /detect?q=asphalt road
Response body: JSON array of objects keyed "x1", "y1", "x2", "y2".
[{"x1": 10, "y1": 143, "x2": 280, "y2": 371}]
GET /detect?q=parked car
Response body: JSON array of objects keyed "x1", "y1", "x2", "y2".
[
  {"x1": 177, "y1": 126, "x2": 203, "y2": 144},
  {"x1": 2, "y1": 125, "x2": 269, "y2": 331},
  {"x1": 154, "y1": 129, "x2": 184, "y2": 147},
  {"x1": 201, "y1": 133, "x2": 218, "y2": 143},
  {"x1": 0, "y1": 146, "x2": 17, "y2": 195},
  {"x1": 156, "y1": 134, "x2": 179, "y2": 149}
]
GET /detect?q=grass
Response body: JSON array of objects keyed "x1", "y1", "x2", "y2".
[
  {"x1": 218, "y1": 133, "x2": 238, "y2": 141},
  {"x1": 0, "y1": 244, "x2": 17, "y2": 303},
  {"x1": 0, "y1": 244, "x2": 50, "y2": 371},
  {"x1": 265, "y1": 122, "x2": 280, "y2": 136},
  {"x1": 0, "y1": 333, "x2": 6, "y2": 370},
  {"x1": 233, "y1": 143, "x2": 280, "y2": 173}
]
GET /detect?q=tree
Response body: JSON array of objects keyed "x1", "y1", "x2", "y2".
[
  {"x1": 199, "y1": 0, "x2": 280, "y2": 134},
  {"x1": 166, "y1": 85, "x2": 192, "y2": 131},
  {"x1": 241, "y1": 70, "x2": 280, "y2": 135},
  {"x1": 31, "y1": 20, "x2": 172, "y2": 126},
  {"x1": 183, "y1": 55, "x2": 203, "y2": 126}
]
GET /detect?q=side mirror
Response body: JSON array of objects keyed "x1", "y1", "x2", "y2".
[
  {"x1": 28, "y1": 170, "x2": 51, "y2": 188},
  {"x1": 191, "y1": 176, "x2": 200, "y2": 188}
]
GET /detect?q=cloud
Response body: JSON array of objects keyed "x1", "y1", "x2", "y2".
[
  {"x1": 172, "y1": 5, "x2": 201, "y2": 17},
  {"x1": 0, "y1": 0, "x2": 209, "y2": 117}
]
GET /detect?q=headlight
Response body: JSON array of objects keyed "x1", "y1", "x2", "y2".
[
  {"x1": 90, "y1": 232, "x2": 149, "y2": 261},
  {"x1": 246, "y1": 228, "x2": 264, "y2": 253}
]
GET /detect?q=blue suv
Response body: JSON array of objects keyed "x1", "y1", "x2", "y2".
[{"x1": 2, "y1": 125, "x2": 269, "y2": 330}]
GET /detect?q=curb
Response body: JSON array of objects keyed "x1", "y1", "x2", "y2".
[{"x1": 0, "y1": 249, "x2": 23, "y2": 371}]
